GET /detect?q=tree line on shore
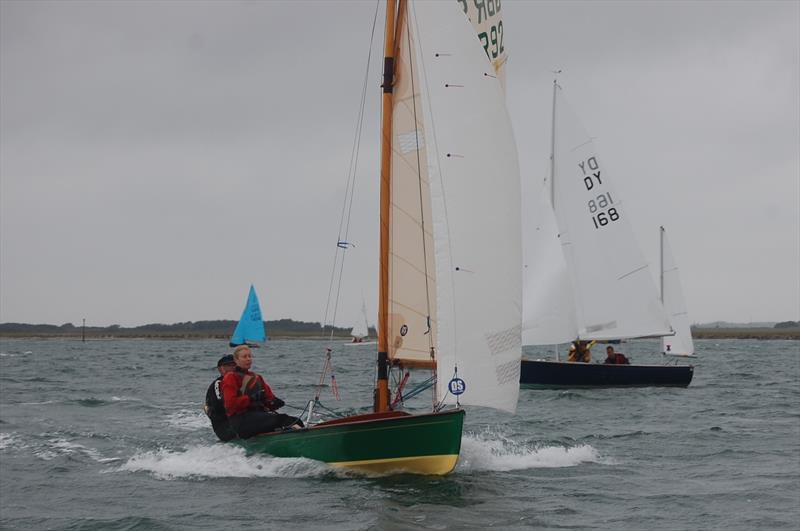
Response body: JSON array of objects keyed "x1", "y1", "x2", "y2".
[
  {"x1": 0, "y1": 320, "x2": 795, "y2": 340},
  {"x1": 0, "y1": 319, "x2": 373, "y2": 339}
]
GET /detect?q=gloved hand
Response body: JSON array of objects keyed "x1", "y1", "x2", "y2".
[
  {"x1": 266, "y1": 397, "x2": 285, "y2": 410},
  {"x1": 249, "y1": 388, "x2": 264, "y2": 404}
]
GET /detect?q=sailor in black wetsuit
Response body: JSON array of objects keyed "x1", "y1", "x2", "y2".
[{"x1": 204, "y1": 354, "x2": 238, "y2": 441}]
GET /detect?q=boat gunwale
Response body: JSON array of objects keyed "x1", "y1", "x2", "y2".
[
  {"x1": 521, "y1": 359, "x2": 694, "y2": 369},
  {"x1": 244, "y1": 408, "x2": 465, "y2": 440}
]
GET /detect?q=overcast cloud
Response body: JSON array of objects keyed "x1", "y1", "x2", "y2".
[{"x1": 1, "y1": 0, "x2": 798, "y2": 327}]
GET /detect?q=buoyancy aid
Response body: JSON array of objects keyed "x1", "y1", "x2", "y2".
[{"x1": 222, "y1": 368, "x2": 276, "y2": 417}]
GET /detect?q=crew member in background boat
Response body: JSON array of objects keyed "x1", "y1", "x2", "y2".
[
  {"x1": 222, "y1": 345, "x2": 302, "y2": 439},
  {"x1": 603, "y1": 345, "x2": 630, "y2": 365},
  {"x1": 567, "y1": 340, "x2": 594, "y2": 362},
  {"x1": 204, "y1": 354, "x2": 237, "y2": 441}
]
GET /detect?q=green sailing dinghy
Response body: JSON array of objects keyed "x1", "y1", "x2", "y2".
[{"x1": 231, "y1": 0, "x2": 522, "y2": 475}]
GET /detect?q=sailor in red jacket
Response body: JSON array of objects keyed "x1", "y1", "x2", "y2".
[
  {"x1": 603, "y1": 345, "x2": 630, "y2": 365},
  {"x1": 222, "y1": 345, "x2": 301, "y2": 439}
]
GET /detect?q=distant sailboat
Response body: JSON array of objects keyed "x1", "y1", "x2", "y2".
[
  {"x1": 229, "y1": 285, "x2": 266, "y2": 347},
  {"x1": 660, "y1": 226, "x2": 696, "y2": 358},
  {"x1": 349, "y1": 297, "x2": 374, "y2": 344},
  {"x1": 520, "y1": 79, "x2": 693, "y2": 387}
]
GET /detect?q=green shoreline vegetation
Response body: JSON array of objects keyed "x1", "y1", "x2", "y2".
[
  {"x1": 0, "y1": 320, "x2": 798, "y2": 340},
  {"x1": 0, "y1": 319, "x2": 372, "y2": 340}
]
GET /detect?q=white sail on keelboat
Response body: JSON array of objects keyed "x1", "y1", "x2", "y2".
[{"x1": 521, "y1": 80, "x2": 694, "y2": 387}]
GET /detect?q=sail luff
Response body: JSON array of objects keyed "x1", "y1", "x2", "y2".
[
  {"x1": 376, "y1": 0, "x2": 398, "y2": 413},
  {"x1": 660, "y1": 227, "x2": 695, "y2": 355},
  {"x1": 660, "y1": 225, "x2": 665, "y2": 303},
  {"x1": 550, "y1": 78, "x2": 557, "y2": 208}
]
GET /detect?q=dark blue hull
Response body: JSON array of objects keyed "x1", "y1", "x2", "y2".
[{"x1": 520, "y1": 359, "x2": 693, "y2": 388}]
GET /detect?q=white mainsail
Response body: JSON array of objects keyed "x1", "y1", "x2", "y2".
[
  {"x1": 350, "y1": 298, "x2": 370, "y2": 340},
  {"x1": 550, "y1": 87, "x2": 672, "y2": 341},
  {"x1": 660, "y1": 227, "x2": 695, "y2": 355},
  {"x1": 408, "y1": 0, "x2": 521, "y2": 413}
]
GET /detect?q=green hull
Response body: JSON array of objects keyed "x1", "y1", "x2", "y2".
[{"x1": 234, "y1": 409, "x2": 465, "y2": 475}]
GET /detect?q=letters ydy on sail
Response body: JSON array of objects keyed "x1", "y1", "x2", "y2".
[{"x1": 551, "y1": 89, "x2": 672, "y2": 341}]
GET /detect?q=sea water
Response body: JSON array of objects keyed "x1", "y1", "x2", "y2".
[{"x1": 0, "y1": 338, "x2": 797, "y2": 530}]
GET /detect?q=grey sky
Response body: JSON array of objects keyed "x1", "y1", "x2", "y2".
[{"x1": 1, "y1": 0, "x2": 798, "y2": 327}]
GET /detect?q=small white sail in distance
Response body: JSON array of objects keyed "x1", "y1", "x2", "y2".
[
  {"x1": 350, "y1": 297, "x2": 370, "y2": 340},
  {"x1": 660, "y1": 226, "x2": 695, "y2": 356}
]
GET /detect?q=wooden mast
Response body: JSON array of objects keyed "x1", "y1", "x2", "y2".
[{"x1": 375, "y1": 0, "x2": 400, "y2": 412}]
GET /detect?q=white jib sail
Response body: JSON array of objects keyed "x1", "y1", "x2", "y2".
[
  {"x1": 522, "y1": 183, "x2": 578, "y2": 346},
  {"x1": 660, "y1": 227, "x2": 695, "y2": 355},
  {"x1": 553, "y1": 88, "x2": 672, "y2": 340},
  {"x1": 411, "y1": 0, "x2": 521, "y2": 413}
]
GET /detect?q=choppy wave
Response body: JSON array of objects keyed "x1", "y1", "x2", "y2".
[
  {"x1": 0, "y1": 350, "x2": 33, "y2": 357},
  {"x1": 458, "y1": 432, "x2": 611, "y2": 471},
  {"x1": 1, "y1": 431, "x2": 119, "y2": 463},
  {"x1": 165, "y1": 409, "x2": 209, "y2": 431},
  {"x1": 118, "y1": 444, "x2": 333, "y2": 480},
  {"x1": 0, "y1": 432, "x2": 19, "y2": 450}
]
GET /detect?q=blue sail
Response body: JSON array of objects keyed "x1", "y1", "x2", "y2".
[{"x1": 229, "y1": 285, "x2": 267, "y2": 347}]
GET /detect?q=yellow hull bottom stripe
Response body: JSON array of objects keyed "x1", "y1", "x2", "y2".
[{"x1": 330, "y1": 454, "x2": 459, "y2": 475}]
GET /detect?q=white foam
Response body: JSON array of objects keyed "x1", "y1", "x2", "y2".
[
  {"x1": 165, "y1": 410, "x2": 210, "y2": 431},
  {"x1": 118, "y1": 444, "x2": 333, "y2": 480},
  {"x1": 458, "y1": 432, "x2": 610, "y2": 472},
  {"x1": 110, "y1": 396, "x2": 143, "y2": 402},
  {"x1": 33, "y1": 436, "x2": 109, "y2": 462},
  {"x1": 0, "y1": 432, "x2": 19, "y2": 450},
  {"x1": 0, "y1": 351, "x2": 30, "y2": 357}
]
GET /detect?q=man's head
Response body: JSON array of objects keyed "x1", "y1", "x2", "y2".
[
  {"x1": 606, "y1": 346, "x2": 615, "y2": 357},
  {"x1": 216, "y1": 354, "x2": 236, "y2": 375},
  {"x1": 232, "y1": 345, "x2": 253, "y2": 371}
]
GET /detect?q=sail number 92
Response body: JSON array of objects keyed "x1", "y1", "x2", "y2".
[{"x1": 588, "y1": 193, "x2": 620, "y2": 229}]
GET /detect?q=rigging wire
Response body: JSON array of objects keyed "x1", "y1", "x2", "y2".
[
  {"x1": 404, "y1": 2, "x2": 437, "y2": 408},
  {"x1": 321, "y1": 0, "x2": 381, "y2": 340},
  {"x1": 315, "y1": 0, "x2": 381, "y2": 404},
  {"x1": 408, "y1": 3, "x2": 462, "y2": 411}
]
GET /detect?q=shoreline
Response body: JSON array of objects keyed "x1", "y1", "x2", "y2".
[{"x1": 1, "y1": 329, "x2": 798, "y2": 341}]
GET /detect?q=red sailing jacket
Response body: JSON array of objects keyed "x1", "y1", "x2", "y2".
[
  {"x1": 221, "y1": 368, "x2": 277, "y2": 417},
  {"x1": 604, "y1": 353, "x2": 630, "y2": 365}
]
